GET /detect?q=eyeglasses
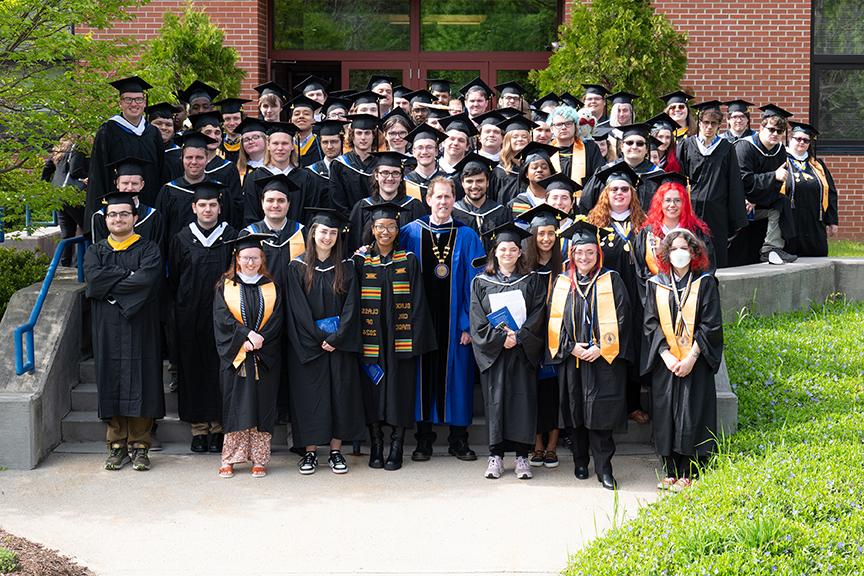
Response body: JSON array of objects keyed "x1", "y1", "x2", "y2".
[
  {"x1": 551, "y1": 121, "x2": 574, "y2": 129},
  {"x1": 667, "y1": 104, "x2": 687, "y2": 111},
  {"x1": 765, "y1": 127, "x2": 785, "y2": 135},
  {"x1": 728, "y1": 114, "x2": 747, "y2": 120},
  {"x1": 663, "y1": 198, "x2": 683, "y2": 205},
  {"x1": 373, "y1": 224, "x2": 398, "y2": 233},
  {"x1": 791, "y1": 136, "x2": 811, "y2": 144},
  {"x1": 622, "y1": 140, "x2": 646, "y2": 147},
  {"x1": 242, "y1": 134, "x2": 263, "y2": 143},
  {"x1": 608, "y1": 186, "x2": 631, "y2": 193},
  {"x1": 106, "y1": 211, "x2": 133, "y2": 219},
  {"x1": 386, "y1": 131, "x2": 408, "y2": 139},
  {"x1": 121, "y1": 97, "x2": 146, "y2": 105},
  {"x1": 239, "y1": 256, "x2": 261, "y2": 263},
  {"x1": 377, "y1": 170, "x2": 402, "y2": 179},
  {"x1": 699, "y1": 120, "x2": 720, "y2": 127}
]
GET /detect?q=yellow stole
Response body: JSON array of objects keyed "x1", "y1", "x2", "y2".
[
  {"x1": 223, "y1": 279, "x2": 277, "y2": 370},
  {"x1": 780, "y1": 158, "x2": 830, "y2": 212},
  {"x1": 547, "y1": 271, "x2": 620, "y2": 364},
  {"x1": 654, "y1": 276, "x2": 702, "y2": 360},
  {"x1": 405, "y1": 180, "x2": 423, "y2": 201},
  {"x1": 644, "y1": 231, "x2": 660, "y2": 275},
  {"x1": 223, "y1": 138, "x2": 241, "y2": 153},
  {"x1": 551, "y1": 140, "x2": 587, "y2": 189},
  {"x1": 107, "y1": 233, "x2": 141, "y2": 251},
  {"x1": 287, "y1": 228, "x2": 306, "y2": 260},
  {"x1": 299, "y1": 133, "x2": 318, "y2": 157}
]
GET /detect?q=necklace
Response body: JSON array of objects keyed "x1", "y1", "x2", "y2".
[
  {"x1": 428, "y1": 222, "x2": 455, "y2": 279},
  {"x1": 671, "y1": 272, "x2": 694, "y2": 348}
]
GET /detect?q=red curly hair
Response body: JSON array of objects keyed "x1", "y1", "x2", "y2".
[
  {"x1": 643, "y1": 182, "x2": 711, "y2": 239},
  {"x1": 586, "y1": 183, "x2": 647, "y2": 230},
  {"x1": 656, "y1": 228, "x2": 710, "y2": 275}
]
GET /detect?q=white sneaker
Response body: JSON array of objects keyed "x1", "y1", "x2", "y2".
[
  {"x1": 514, "y1": 456, "x2": 533, "y2": 480},
  {"x1": 484, "y1": 455, "x2": 503, "y2": 479}
]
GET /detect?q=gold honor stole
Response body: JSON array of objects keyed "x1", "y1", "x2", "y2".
[
  {"x1": 551, "y1": 140, "x2": 587, "y2": 189},
  {"x1": 107, "y1": 233, "x2": 141, "y2": 251},
  {"x1": 299, "y1": 133, "x2": 318, "y2": 157},
  {"x1": 288, "y1": 228, "x2": 306, "y2": 260},
  {"x1": 780, "y1": 158, "x2": 830, "y2": 212},
  {"x1": 644, "y1": 231, "x2": 660, "y2": 275},
  {"x1": 547, "y1": 272, "x2": 620, "y2": 364},
  {"x1": 654, "y1": 276, "x2": 702, "y2": 361},
  {"x1": 405, "y1": 180, "x2": 423, "y2": 201},
  {"x1": 223, "y1": 280, "x2": 276, "y2": 370}
]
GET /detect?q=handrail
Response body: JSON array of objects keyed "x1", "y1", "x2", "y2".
[{"x1": 14, "y1": 235, "x2": 88, "y2": 375}]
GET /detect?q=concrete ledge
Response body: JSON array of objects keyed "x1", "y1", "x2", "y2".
[
  {"x1": 832, "y1": 258, "x2": 864, "y2": 302},
  {"x1": 1, "y1": 226, "x2": 61, "y2": 258},
  {"x1": 0, "y1": 270, "x2": 85, "y2": 469}
]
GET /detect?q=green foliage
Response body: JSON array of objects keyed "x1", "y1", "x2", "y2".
[
  {"x1": 829, "y1": 239, "x2": 864, "y2": 257},
  {"x1": 565, "y1": 299, "x2": 864, "y2": 575},
  {"x1": 0, "y1": 0, "x2": 143, "y2": 217},
  {"x1": 0, "y1": 173, "x2": 84, "y2": 232},
  {"x1": 0, "y1": 546, "x2": 18, "y2": 573},
  {"x1": 530, "y1": 0, "x2": 687, "y2": 119},
  {"x1": 139, "y1": 2, "x2": 246, "y2": 103},
  {"x1": 0, "y1": 247, "x2": 50, "y2": 320}
]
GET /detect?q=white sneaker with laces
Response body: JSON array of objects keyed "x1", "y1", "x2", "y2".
[
  {"x1": 514, "y1": 456, "x2": 533, "y2": 480},
  {"x1": 484, "y1": 455, "x2": 503, "y2": 479}
]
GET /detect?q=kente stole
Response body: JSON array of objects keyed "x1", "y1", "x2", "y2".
[{"x1": 360, "y1": 250, "x2": 414, "y2": 360}]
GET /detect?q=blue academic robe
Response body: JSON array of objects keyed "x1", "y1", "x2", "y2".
[{"x1": 400, "y1": 216, "x2": 484, "y2": 426}]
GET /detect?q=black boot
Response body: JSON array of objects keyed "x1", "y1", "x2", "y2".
[
  {"x1": 368, "y1": 423, "x2": 385, "y2": 469},
  {"x1": 384, "y1": 427, "x2": 405, "y2": 471}
]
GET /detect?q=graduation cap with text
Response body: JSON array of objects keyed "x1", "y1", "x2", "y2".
[
  {"x1": 236, "y1": 117, "x2": 269, "y2": 135},
  {"x1": 362, "y1": 201, "x2": 409, "y2": 222},
  {"x1": 254, "y1": 81, "x2": 289, "y2": 101},
  {"x1": 110, "y1": 76, "x2": 152, "y2": 94},
  {"x1": 659, "y1": 90, "x2": 694, "y2": 106},
  {"x1": 405, "y1": 122, "x2": 447, "y2": 145},
  {"x1": 179, "y1": 80, "x2": 220, "y2": 104},
  {"x1": 517, "y1": 142, "x2": 559, "y2": 164},
  {"x1": 177, "y1": 131, "x2": 219, "y2": 149},
  {"x1": 594, "y1": 160, "x2": 640, "y2": 187},
  {"x1": 459, "y1": 77, "x2": 493, "y2": 98},
  {"x1": 367, "y1": 75, "x2": 396, "y2": 90},
  {"x1": 145, "y1": 102, "x2": 181, "y2": 119},
  {"x1": 293, "y1": 75, "x2": 330, "y2": 95},
  {"x1": 427, "y1": 78, "x2": 452, "y2": 94},
  {"x1": 453, "y1": 152, "x2": 497, "y2": 176},
  {"x1": 187, "y1": 180, "x2": 226, "y2": 202},
  {"x1": 347, "y1": 113, "x2": 381, "y2": 131},
  {"x1": 759, "y1": 104, "x2": 793, "y2": 120},
  {"x1": 188, "y1": 110, "x2": 223, "y2": 130},
  {"x1": 214, "y1": 98, "x2": 251, "y2": 114},
  {"x1": 517, "y1": 203, "x2": 571, "y2": 230},
  {"x1": 495, "y1": 81, "x2": 525, "y2": 97},
  {"x1": 725, "y1": 99, "x2": 755, "y2": 114},
  {"x1": 257, "y1": 173, "x2": 300, "y2": 198},
  {"x1": 438, "y1": 112, "x2": 479, "y2": 138}
]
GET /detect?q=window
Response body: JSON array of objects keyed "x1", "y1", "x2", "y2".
[{"x1": 812, "y1": 0, "x2": 864, "y2": 152}]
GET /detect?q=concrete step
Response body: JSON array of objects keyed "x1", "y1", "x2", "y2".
[
  {"x1": 78, "y1": 358, "x2": 173, "y2": 386},
  {"x1": 71, "y1": 383, "x2": 179, "y2": 413}
]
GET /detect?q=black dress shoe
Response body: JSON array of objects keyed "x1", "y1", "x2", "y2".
[
  {"x1": 411, "y1": 439, "x2": 433, "y2": 462},
  {"x1": 190, "y1": 434, "x2": 208, "y2": 453},
  {"x1": 448, "y1": 441, "x2": 477, "y2": 461},
  {"x1": 574, "y1": 465, "x2": 589, "y2": 480},
  {"x1": 598, "y1": 473, "x2": 618, "y2": 491},
  {"x1": 209, "y1": 432, "x2": 224, "y2": 453}
]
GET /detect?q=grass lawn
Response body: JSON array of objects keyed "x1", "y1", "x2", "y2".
[
  {"x1": 828, "y1": 239, "x2": 864, "y2": 257},
  {"x1": 565, "y1": 297, "x2": 864, "y2": 575}
]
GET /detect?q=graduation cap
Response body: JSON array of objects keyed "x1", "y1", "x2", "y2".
[
  {"x1": 592, "y1": 121, "x2": 613, "y2": 140},
  {"x1": 187, "y1": 180, "x2": 226, "y2": 202},
  {"x1": 406, "y1": 89, "x2": 436, "y2": 106},
  {"x1": 322, "y1": 96, "x2": 353, "y2": 117},
  {"x1": 725, "y1": 99, "x2": 755, "y2": 114},
  {"x1": 106, "y1": 156, "x2": 148, "y2": 179},
  {"x1": 616, "y1": 123, "x2": 651, "y2": 141},
  {"x1": 594, "y1": 160, "x2": 640, "y2": 187},
  {"x1": 559, "y1": 218, "x2": 600, "y2": 245},
  {"x1": 659, "y1": 90, "x2": 694, "y2": 106},
  {"x1": 495, "y1": 81, "x2": 525, "y2": 97},
  {"x1": 421, "y1": 103, "x2": 451, "y2": 119},
  {"x1": 530, "y1": 93, "x2": 560, "y2": 112},
  {"x1": 267, "y1": 122, "x2": 300, "y2": 136},
  {"x1": 392, "y1": 85, "x2": 412, "y2": 100},
  {"x1": 254, "y1": 81, "x2": 289, "y2": 101},
  {"x1": 646, "y1": 113, "x2": 677, "y2": 132},
  {"x1": 293, "y1": 75, "x2": 330, "y2": 95},
  {"x1": 459, "y1": 77, "x2": 493, "y2": 98},
  {"x1": 347, "y1": 113, "x2": 380, "y2": 131},
  {"x1": 236, "y1": 117, "x2": 269, "y2": 135},
  {"x1": 693, "y1": 100, "x2": 724, "y2": 114},
  {"x1": 145, "y1": 102, "x2": 181, "y2": 119},
  {"x1": 438, "y1": 112, "x2": 478, "y2": 138},
  {"x1": 560, "y1": 92, "x2": 584, "y2": 109},
  {"x1": 315, "y1": 119, "x2": 350, "y2": 137},
  {"x1": 367, "y1": 75, "x2": 396, "y2": 90},
  {"x1": 362, "y1": 201, "x2": 409, "y2": 222},
  {"x1": 380, "y1": 107, "x2": 415, "y2": 127},
  {"x1": 228, "y1": 231, "x2": 278, "y2": 252},
  {"x1": 289, "y1": 94, "x2": 320, "y2": 112},
  {"x1": 517, "y1": 142, "x2": 559, "y2": 164},
  {"x1": 177, "y1": 131, "x2": 219, "y2": 149},
  {"x1": 101, "y1": 191, "x2": 138, "y2": 208},
  {"x1": 180, "y1": 80, "x2": 220, "y2": 104},
  {"x1": 188, "y1": 110, "x2": 223, "y2": 130},
  {"x1": 110, "y1": 76, "x2": 152, "y2": 94},
  {"x1": 406, "y1": 122, "x2": 447, "y2": 145},
  {"x1": 517, "y1": 203, "x2": 570, "y2": 230},
  {"x1": 330, "y1": 89, "x2": 357, "y2": 99},
  {"x1": 759, "y1": 104, "x2": 793, "y2": 120},
  {"x1": 350, "y1": 90, "x2": 383, "y2": 106},
  {"x1": 789, "y1": 121, "x2": 819, "y2": 137},
  {"x1": 497, "y1": 107, "x2": 523, "y2": 119},
  {"x1": 483, "y1": 221, "x2": 532, "y2": 246},
  {"x1": 257, "y1": 173, "x2": 300, "y2": 197},
  {"x1": 427, "y1": 78, "x2": 452, "y2": 94},
  {"x1": 497, "y1": 113, "x2": 538, "y2": 134},
  {"x1": 609, "y1": 91, "x2": 639, "y2": 106},
  {"x1": 214, "y1": 98, "x2": 251, "y2": 114},
  {"x1": 582, "y1": 84, "x2": 609, "y2": 98},
  {"x1": 473, "y1": 110, "x2": 507, "y2": 127},
  {"x1": 647, "y1": 171, "x2": 689, "y2": 189},
  {"x1": 305, "y1": 206, "x2": 350, "y2": 231},
  {"x1": 453, "y1": 152, "x2": 497, "y2": 176},
  {"x1": 538, "y1": 173, "x2": 581, "y2": 194},
  {"x1": 371, "y1": 151, "x2": 407, "y2": 170}
]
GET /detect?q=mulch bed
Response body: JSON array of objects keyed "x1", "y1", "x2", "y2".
[{"x1": 0, "y1": 529, "x2": 92, "y2": 576}]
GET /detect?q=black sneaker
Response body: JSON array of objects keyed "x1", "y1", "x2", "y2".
[
  {"x1": 328, "y1": 451, "x2": 348, "y2": 474},
  {"x1": 298, "y1": 451, "x2": 318, "y2": 475},
  {"x1": 105, "y1": 443, "x2": 130, "y2": 470},
  {"x1": 448, "y1": 441, "x2": 477, "y2": 461},
  {"x1": 130, "y1": 447, "x2": 151, "y2": 471}
]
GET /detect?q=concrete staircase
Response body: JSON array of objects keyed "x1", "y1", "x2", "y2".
[{"x1": 56, "y1": 358, "x2": 656, "y2": 456}]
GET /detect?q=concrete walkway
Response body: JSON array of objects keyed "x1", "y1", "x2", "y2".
[{"x1": 0, "y1": 449, "x2": 660, "y2": 575}]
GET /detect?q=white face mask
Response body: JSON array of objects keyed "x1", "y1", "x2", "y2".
[{"x1": 669, "y1": 248, "x2": 692, "y2": 269}]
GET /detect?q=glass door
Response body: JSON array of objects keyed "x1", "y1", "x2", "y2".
[
  {"x1": 418, "y1": 61, "x2": 489, "y2": 99},
  {"x1": 342, "y1": 62, "x2": 412, "y2": 92}
]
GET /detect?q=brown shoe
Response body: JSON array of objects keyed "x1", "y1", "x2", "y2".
[{"x1": 628, "y1": 409, "x2": 651, "y2": 424}]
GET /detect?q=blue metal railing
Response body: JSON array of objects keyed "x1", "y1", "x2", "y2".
[{"x1": 14, "y1": 236, "x2": 88, "y2": 375}]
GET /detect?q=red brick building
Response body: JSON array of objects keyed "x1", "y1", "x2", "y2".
[{"x1": 86, "y1": 0, "x2": 864, "y2": 239}]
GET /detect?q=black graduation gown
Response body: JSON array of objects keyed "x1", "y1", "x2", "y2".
[
  {"x1": 221, "y1": 138, "x2": 241, "y2": 165},
  {"x1": 284, "y1": 256, "x2": 365, "y2": 445},
  {"x1": 213, "y1": 276, "x2": 283, "y2": 434},
  {"x1": 347, "y1": 194, "x2": 427, "y2": 253},
  {"x1": 633, "y1": 224, "x2": 715, "y2": 303},
  {"x1": 298, "y1": 132, "x2": 324, "y2": 168},
  {"x1": 329, "y1": 152, "x2": 377, "y2": 213},
  {"x1": 677, "y1": 137, "x2": 748, "y2": 268},
  {"x1": 308, "y1": 159, "x2": 331, "y2": 182},
  {"x1": 205, "y1": 156, "x2": 243, "y2": 231},
  {"x1": 164, "y1": 144, "x2": 183, "y2": 182},
  {"x1": 452, "y1": 197, "x2": 510, "y2": 252},
  {"x1": 86, "y1": 119, "x2": 166, "y2": 233},
  {"x1": 470, "y1": 271, "x2": 547, "y2": 446},
  {"x1": 91, "y1": 203, "x2": 164, "y2": 254},
  {"x1": 578, "y1": 159, "x2": 661, "y2": 215},
  {"x1": 643, "y1": 272, "x2": 723, "y2": 458},
  {"x1": 721, "y1": 129, "x2": 756, "y2": 144},
  {"x1": 489, "y1": 165, "x2": 520, "y2": 205},
  {"x1": 404, "y1": 167, "x2": 444, "y2": 199},
  {"x1": 353, "y1": 249, "x2": 436, "y2": 427},
  {"x1": 168, "y1": 222, "x2": 237, "y2": 424},
  {"x1": 547, "y1": 270, "x2": 632, "y2": 432},
  {"x1": 84, "y1": 237, "x2": 165, "y2": 420},
  {"x1": 784, "y1": 156, "x2": 839, "y2": 257},
  {"x1": 534, "y1": 261, "x2": 559, "y2": 434},
  {"x1": 156, "y1": 177, "x2": 229, "y2": 242},
  {"x1": 242, "y1": 166, "x2": 326, "y2": 226},
  {"x1": 555, "y1": 140, "x2": 604, "y2": 187}
]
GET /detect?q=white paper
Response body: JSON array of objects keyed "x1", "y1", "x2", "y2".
[{"x1": 488, "y1": 289, "x2": 527, "y2": 329}]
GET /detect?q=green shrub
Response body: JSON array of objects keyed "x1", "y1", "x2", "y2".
[
  {"x1": 0, "y1": 247, "x2": 50, "y2": 320},
  {"x1": 0, "y1": 546, "x2": 18, "y2": 572}
]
